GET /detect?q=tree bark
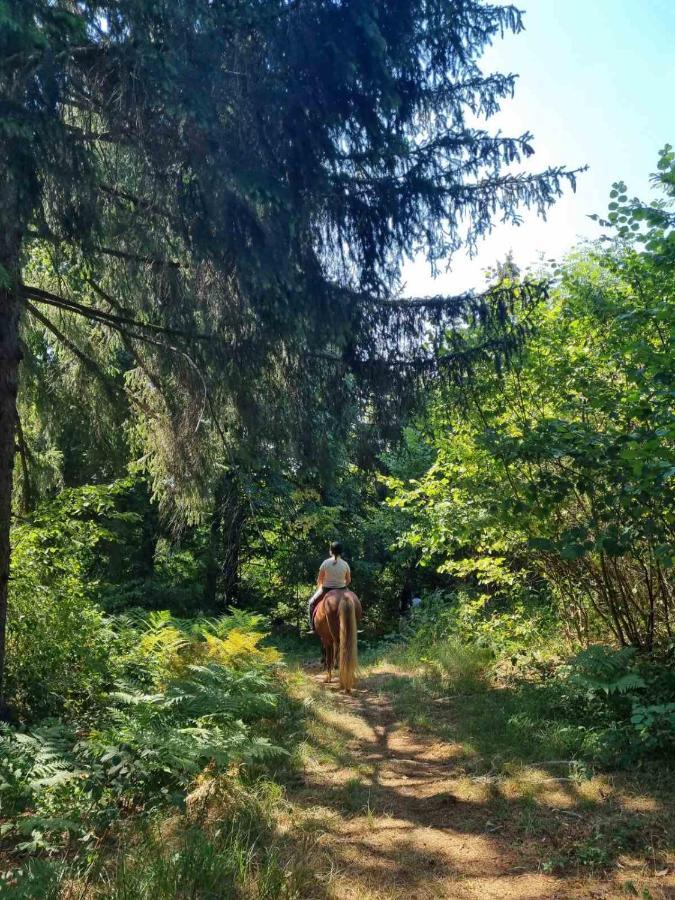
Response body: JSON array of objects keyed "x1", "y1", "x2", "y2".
[
  {"x1": 221, "y1": 481, "x2": 246, "y2": 605},
  {"x1": 15, "y1": 414, "x2": 32, "y2": 514},
  {"x1": 0, "y1": 250, "x2": 22, "y2": 709},
  {"x1": 203, "y1": 475, "x2": 226, "y2": 610},
  {"x1": 202, "y1": 470, "x2": 246, "y2": 610}
]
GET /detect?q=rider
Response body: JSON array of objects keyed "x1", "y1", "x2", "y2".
[{"x1": 308, "y1": 541, "x2": 351, "y2": 632}]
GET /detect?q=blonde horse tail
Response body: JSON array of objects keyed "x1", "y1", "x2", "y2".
[{"x1": 339, "y1": 594, "x2": 358, "y2": 692}]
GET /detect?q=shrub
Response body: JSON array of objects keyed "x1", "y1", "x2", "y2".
[
  {"x1": 121, "y1": 609, "x2": 281, "y2": 685},
  {"x1": 402, "y1": 589, "x2": 555, "y2": 661},
  {"x1": 0, "y1": 608, "x2": 290, "y2": 862},
  {"x1": 6, "y1": 500, "x2": 120, "y2": 719},
  {"x1": 564, "y1": 644, "x2": 675, "y2": 761}
]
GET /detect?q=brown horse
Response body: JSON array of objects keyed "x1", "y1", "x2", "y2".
[{"x1": 314, "y1": 589, "x2": 362, "y2": 692}]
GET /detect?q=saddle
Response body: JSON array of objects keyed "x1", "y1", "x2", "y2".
[{"x1": 312, "y1": 587, "x2": 347, "y2": 627}]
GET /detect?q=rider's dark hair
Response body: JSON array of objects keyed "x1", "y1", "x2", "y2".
[{"x1": 329, "y1": 541, "x2": 342, "y2": 562}]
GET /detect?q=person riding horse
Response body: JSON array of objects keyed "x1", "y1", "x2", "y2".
[
  {"x1": 309, "y1": 541, "x2": 361, "y2": 692},
  {"x1": 308, "y1": 541, "x2": 351, "y2": 631}
]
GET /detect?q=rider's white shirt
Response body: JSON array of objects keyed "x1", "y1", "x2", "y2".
[{"x1": 320, "y1": 557, "x2": 350, "y2": 588}]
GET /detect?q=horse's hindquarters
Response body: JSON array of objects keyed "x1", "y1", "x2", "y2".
[{"x1": 315, "y1": 589, "x2": 360, "y2": 692}]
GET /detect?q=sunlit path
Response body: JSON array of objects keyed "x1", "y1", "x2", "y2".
[{"x1": 284, "y1": 664, "x2": 675, "y2": 900}]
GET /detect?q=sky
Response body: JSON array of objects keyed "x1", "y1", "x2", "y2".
[{"x1": 402, "y1": 0, "x2": 675, "y2": 297}]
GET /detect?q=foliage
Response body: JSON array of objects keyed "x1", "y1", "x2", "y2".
[
  {"x1": 401, "y1": 589, "x2": 554, "y2": 659},
  {"x1": 2, "y1": 777, "x2": 315, "y2": 900},
  {"x1": 0, "y1": 0, "x2": 582, "y2": 701},
  {"x1": 386, "y1": 151, "x2": 675, "y2": 651},
  {"x1": 2, "y1": 485, "x2": 292, "y2": 867},
  {"x1": 238, "y1": 448, "x2": 433, "y2": 635},
  {"x1": 125, "y1": 608, "x2": 281, "y2": 683},
  {"x1": 392, "y1": 593, "x2": 675, "y2": 766},
  {"x1": 1, "y1": 0, "x2": 576, "y2": 551},
  {"x1": 6, "y1": 485, "x2": 123, "y2": 718},
  {"x1": 564, "y1": 644, "x2": 675, "y2": 759},
  {"x1": 0, "y1": 607, "x2": 290, "y2": 866}
]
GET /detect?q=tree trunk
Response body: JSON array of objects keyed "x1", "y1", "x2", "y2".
[
  {"x1": 202, "y1": 470, "x2": 246, "y2": 610},
  {"x1": 0, "y1": 260, "x2": 22, "y2": 709},
  {"x1": 136, "y1": 483, "x2": 159, "y2": 579},
  {"x1": 203, "y1": 475, "x2": 226, "y2": 609},
  {"x1": 15, "y1": 414, "x2": 33, "y2": 514},
  {"x1": 0, "y1": 121, "x2": 28, "y2": 708},
  {"x1": 220, "y1": 472, "x2": 246, "y2": 605}
]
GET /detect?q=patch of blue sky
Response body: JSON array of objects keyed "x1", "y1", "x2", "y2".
[{"x1": 402, "y1": 0, "x2": 675, "y2": 296}]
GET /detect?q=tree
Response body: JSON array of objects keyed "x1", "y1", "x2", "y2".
[
  {"x1": 0, "y1": 0, "x2": 579, "y2": 701},
  {"x1": 388, "y1": 150, "x2": 675, "y2": 650}
]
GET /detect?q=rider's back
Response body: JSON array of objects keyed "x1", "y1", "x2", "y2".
[{"x1": 320, "y1": 556, "x2": 350, "y2": 589}]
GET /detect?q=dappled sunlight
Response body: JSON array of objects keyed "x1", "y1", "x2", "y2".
[
  {"x1": 618, "y1": 794, "x2": 662, "y2": 814},
  {"x1": 282, "y1": 666, "x2": 675, "y2": 900},
  {"x1": 498, "y1": 767, "x2": 615, "y2": 810}
]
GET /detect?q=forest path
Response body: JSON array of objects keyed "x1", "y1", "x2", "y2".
[{"x1": 284, "y1": 664, "x2": 674, "y2": 900}]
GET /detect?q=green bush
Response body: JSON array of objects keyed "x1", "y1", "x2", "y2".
[
  {"x1": 2, "y1": 778, "x2": 314, "y2": 900},
  {"x1": 563, "y1": 644, "x2": 675, "y2": 761},
  {"x1": 401, "y1": 589, "x2": 555, "y2": 661},
  {"x1": 393, "y1": 594, "x2": 675, "y2": 766},
  {"x1": 7, "y1": 494, "x2": 121, "y2": 719}
]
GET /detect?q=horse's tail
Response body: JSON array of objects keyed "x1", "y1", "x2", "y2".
[{"x1": 339, "y1": 594, "x2": 358, "y2": 692}]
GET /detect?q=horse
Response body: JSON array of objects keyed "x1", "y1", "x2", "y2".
[{"x1": 313, "y1": 589, "x2": 362, "y2": 692}]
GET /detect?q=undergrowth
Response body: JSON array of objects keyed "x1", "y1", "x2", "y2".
[
  {"x1": 375, "y1": 591, "x2": 675, "y2": 768},
  {"x1": 0, "y1": 611, "x2": 311, "y2": 898},
  {"x1": 3, "y1": 776, "x2": 317, "y2": 900}
]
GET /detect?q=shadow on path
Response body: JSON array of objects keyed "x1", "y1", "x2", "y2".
[{"x1": 284, "y1": 667, "x2": 675, "y2": 900}]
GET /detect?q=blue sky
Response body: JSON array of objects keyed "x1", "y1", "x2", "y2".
[{"x1": 402, "y1": 0, "x2": 675, "y2": 296}]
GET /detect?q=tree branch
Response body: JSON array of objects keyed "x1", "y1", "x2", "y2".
[
  {"x1": 21, "y1": 285, "x2": 213, "y2": 342},
  {"x1": 25, "y1": 301, "x2": 121, "y2": 404},
  {"x1": 91, "y1": 245, "x2": 182, "y2": 269}
]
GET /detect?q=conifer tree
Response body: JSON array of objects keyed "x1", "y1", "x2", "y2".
[{"x1": 0, "y1": 0, "x2": 579, "y2": 699}]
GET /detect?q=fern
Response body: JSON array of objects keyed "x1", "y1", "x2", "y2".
[
  {"x1": 0, "y1": 609, "x2": 290, "y2": 860},
  {"x1": 0, "y1": 724, "x2": 79, "y2": 815},
  {"x1": 569, "y1": 645, "x2": 646, "y2": 696}
]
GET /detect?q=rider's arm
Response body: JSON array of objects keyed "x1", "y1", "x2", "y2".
[
  {"x1": 317, "y1": 562, "x2": 325, "y2": 587},
  {"x1": 345, "y1": 564, "x2": 351, "y2": 585}
]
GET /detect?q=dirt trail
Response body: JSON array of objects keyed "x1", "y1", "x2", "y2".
[{"x1": 287, "y1": 666, "x2": 674, "y2": 900}]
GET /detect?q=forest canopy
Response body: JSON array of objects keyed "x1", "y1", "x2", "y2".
[{"x1": 0, "y1": 0, "x2": 579, "y2": 695}]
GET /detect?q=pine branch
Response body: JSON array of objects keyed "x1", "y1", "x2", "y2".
[
  {"x1": 377, "y1": 291, "x2": 477, "y2": 310},
  {"x1": 63, "y1": 124, "x2": 126, "y2": 146},
  {"x1": 25, "y1": 288, "x2": 228, "y2": 446},
  {"x1": 24, "y1": 231, "x2": 182, "y2": 271},
  {"x1": 98, "y1": 184, "x2": 178, "y2": 225},
  {"x1": 378, "y1": 280, "x2": 548, "y2": 311},
  {"x1": 21, "y1": 285, "x2": 213, "y2": 342},
  {"x1": 25, "y1": 301, "x2": 121, "y2": 404},
  {"x1": 91, "y1": 245, "x2": 182, "y2": 270}
]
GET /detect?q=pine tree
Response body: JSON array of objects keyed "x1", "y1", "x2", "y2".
[{"x1": 0, "y1": 0, "x2": 579, "y2": 701}]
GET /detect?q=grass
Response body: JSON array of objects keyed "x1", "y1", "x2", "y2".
[
  {"x1": 374, "y1": 635, "x2": 603, "y2": 772},
  {"x1": 277, "y1": 641, "x2": 674, "y2": 898},
  {"x1": 5, "y1": 629, "x2": 673, "y2": 899},
  {"x1": 360, "y1": 639, "x2": 675, "y2": 882},
  {"x1": 1, "y1": 666, "x2": 324, "y2": 900},
  {"x1": 3, "y1": 775, "x2": 324, "y2": 900}
]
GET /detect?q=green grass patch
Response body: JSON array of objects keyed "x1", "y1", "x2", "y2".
[{"x1": 3, "y1": 777, "x2": 318, "y2": 899}]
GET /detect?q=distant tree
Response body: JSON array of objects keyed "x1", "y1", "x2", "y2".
[{"x1": 0, "y1": 0, "x2": 579, "y2": 701}]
